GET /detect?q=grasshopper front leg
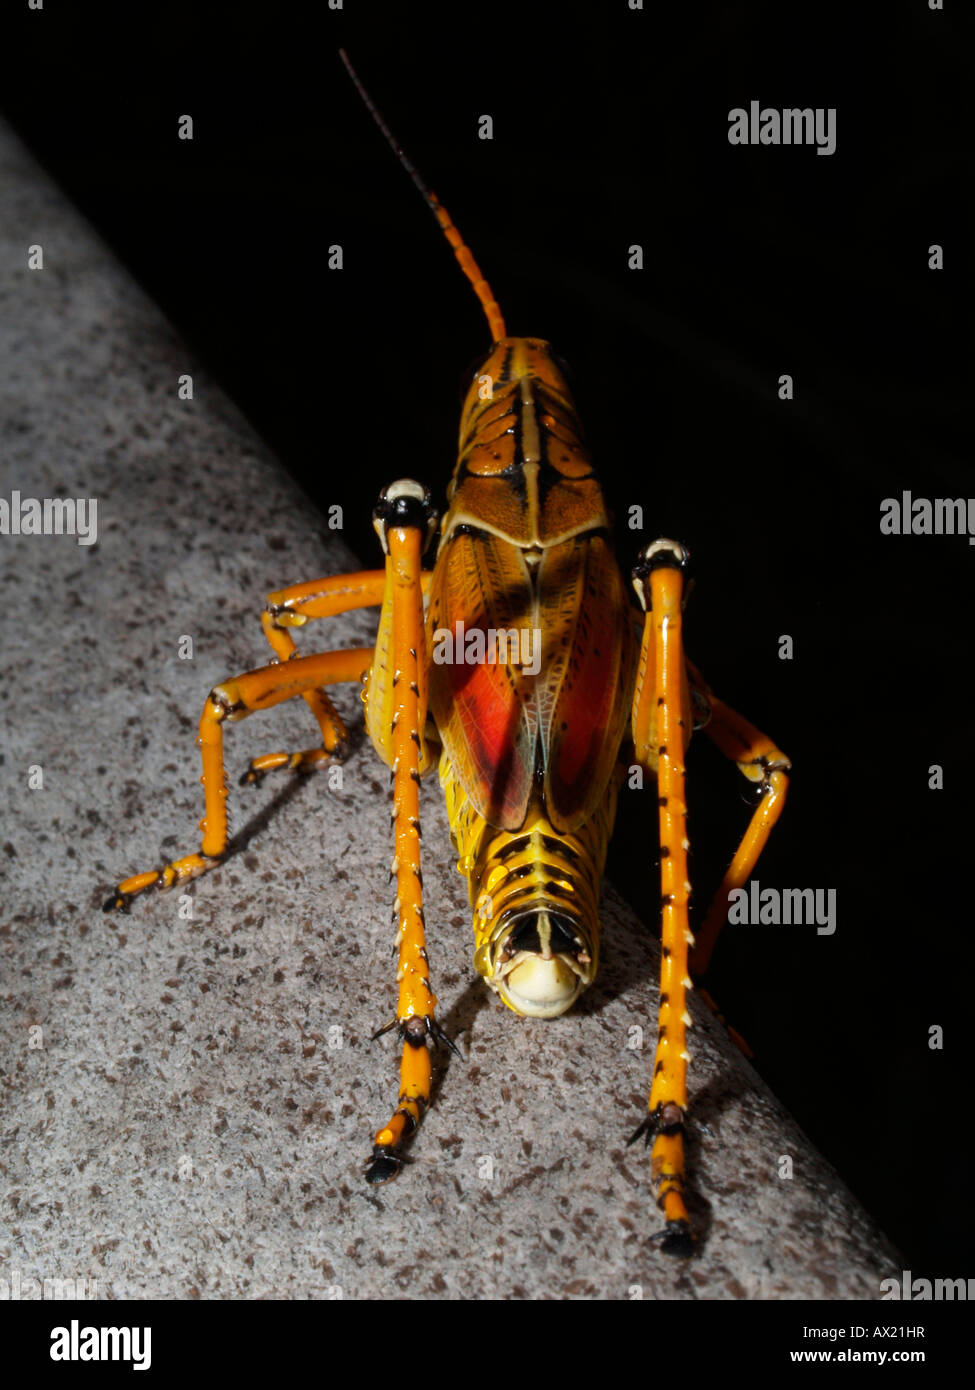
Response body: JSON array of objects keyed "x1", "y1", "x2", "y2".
[{"x1": 363, "y1": 481, "x2": 454, "y2": 1182}]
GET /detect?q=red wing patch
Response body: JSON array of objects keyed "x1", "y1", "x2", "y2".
[
  {"x1": 537, "y1": 535, "x2": 637, "y2": 832},
  {"x1": 428, "y1": 530, "x2": 635, "y2": 834},
  {"x1": 427, "y1": 531, "x2": 539, "y2": 831}
]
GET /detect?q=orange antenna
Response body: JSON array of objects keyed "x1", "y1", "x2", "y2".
[{"x1": 339, "y1": 49, "x2": 507, "y2": 344}]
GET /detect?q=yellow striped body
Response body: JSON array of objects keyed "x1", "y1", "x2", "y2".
[{"x1": 439, "y1": 748, "x2": 619, "y2": 1016}]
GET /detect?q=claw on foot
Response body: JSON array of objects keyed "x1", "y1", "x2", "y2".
[
  {"x1": 102, "y1": 889, "x2": 132, "y2": 914},
  {"x1": 627, "y1": 1115, "x2": 655, "y2": 1149},
  {"x1": 365, "y1": 1145, "x2": 402, "y2": 1184},
  {"x1": 658, "y1": 1219, "x2": 696, "y2": 1258},
  {"x1": 371, "y1": 1015, "x2": 461, "y2": 1058},
  {"x1": 427, "y1": 1017, "x2": 463, "y2": 1061}
]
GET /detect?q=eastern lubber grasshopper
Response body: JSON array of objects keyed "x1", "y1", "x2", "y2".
[{"x1": 104, "y1": 50, "x2": 790, "y2": 1254}]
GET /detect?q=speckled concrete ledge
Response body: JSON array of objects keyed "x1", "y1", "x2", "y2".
[{"x1": 0, "y1": 120, "x2": 901, "y2": 1299}]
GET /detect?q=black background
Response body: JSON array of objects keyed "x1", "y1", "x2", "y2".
[{"x1": 2, "y1": 0, "x2": 971, "y2": 1276}]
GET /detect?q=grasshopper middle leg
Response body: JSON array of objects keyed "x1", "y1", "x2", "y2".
[
  {"x1": 243, "y1": 570, "x2": 388, "y2": 783},
  {"x1": 103, "y1": 645, "x2": 373, "y2": 911}
]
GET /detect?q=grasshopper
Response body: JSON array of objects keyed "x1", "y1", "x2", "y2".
[{"x1": 105, "y1": 50, "x2": 790, "y2": 1254}]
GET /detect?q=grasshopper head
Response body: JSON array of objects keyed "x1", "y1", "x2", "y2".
[{"x1": 488, "y1": 908, "x2": 595, "y2": 1019}]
